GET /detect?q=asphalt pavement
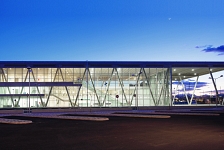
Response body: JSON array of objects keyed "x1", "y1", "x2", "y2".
[{"x1": 0, "y1": 108, "x2": 224, "y2": 150}]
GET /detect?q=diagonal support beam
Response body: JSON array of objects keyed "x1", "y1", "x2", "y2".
[
  {"x1": 87, "y1": 68, "x2": 101, "y2": 105},
  {"x1": 189, "y1": 76, "x2": 199, "y2": 105},
  {"x1": 130, "y1": 68, "x2": 142, "y2": 105},
  {"x1": 115, "y1": 68, "x2": 128, "y2": 105},
  {"x1": 74, "y1": 69, "x2": 87, "y2": 106},
  {"x1": 59, "y1": 68, "x2": 73, "y2": 107},
  {"x1": 156, "y1": 69, "x2": 169, "y2": 106},
  {"x1": 142, "y1": 68, "x2": 156, "y2": 105},
  {"x1": 17, "y1": 69, "x2": 29, "y2": 105},
  {"x1": 209, "y1": 68, "x2": 219, "y2": 107},
  {"x1": 30, "y1": 69, "x2": 44, "y2": 107},
  {"x1": 102, "y1": 68, "x2": 115, "y2": 106},
  {"x1": 0, "y1": 68, "x2": 14, "y2": 106},
  {"x1": 46, "y1": 68, "x2": 59, "y2": 106},
  {"x1": 179, "y1": 77, "x2": 189, "y2": 105}
]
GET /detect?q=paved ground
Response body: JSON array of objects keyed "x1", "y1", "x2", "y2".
[{"x1": 0, "y1": 108, "x2": 224, "y2": 150}]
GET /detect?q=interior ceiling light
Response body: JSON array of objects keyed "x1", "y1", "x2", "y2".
[
  {"x1": 173, "y1": 69, "x2": 176, "y2": 71},
  {"x1": 210, "y1": 69, "x2": 213, "y2": 71},
  {"x1": 192, "y1": 69, "x2": 194, "y2": 71},
  {"x1": 178, "y1": 73, "x2": 181, "y2": 75},
  {"x1": 184, "y1": 76, "x2": 186, "y2": 78},
  {"x1": 194, "y1": 73, "x2": 197, "y2": 75}
]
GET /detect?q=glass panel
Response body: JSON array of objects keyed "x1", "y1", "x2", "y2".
[{"x1": 1, "y1": 65, "x2": 223, "y2": 108}]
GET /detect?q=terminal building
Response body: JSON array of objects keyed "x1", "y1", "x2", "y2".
[{"x1": 0, "y1": 61, "x2": 224, "y2": 109}]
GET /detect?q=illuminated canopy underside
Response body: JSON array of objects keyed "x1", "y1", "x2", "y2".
[{"x1": 1, "y1": 61, "x2": 224, "y2": 81}]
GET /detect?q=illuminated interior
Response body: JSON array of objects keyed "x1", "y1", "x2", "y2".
[{"x1": 0, "y1": 61, "x2": 223, "y2": 108}]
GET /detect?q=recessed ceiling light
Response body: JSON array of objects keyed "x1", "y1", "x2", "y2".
[
  {"x1": 174, "y1": 69, "x2": 176, "y2": 71},
  {"x1": 192, "y1": 69, "x2": 194, "y2": 71}
]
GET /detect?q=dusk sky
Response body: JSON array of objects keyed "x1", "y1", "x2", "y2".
[{"x1": 1, "y1": 0, "x2": 224, "y2": 61}]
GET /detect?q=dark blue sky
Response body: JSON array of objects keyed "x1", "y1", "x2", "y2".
[{"x1": 1, "y1": 0, "x2": 224, "y2": 61}]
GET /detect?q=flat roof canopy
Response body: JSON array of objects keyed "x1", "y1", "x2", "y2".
[
  {"x1": 0, "y1": 61, "x2": 224, "y2": 68},
  {"x1": 171, "y1": 67, "x2": 223, "y2": 81}
]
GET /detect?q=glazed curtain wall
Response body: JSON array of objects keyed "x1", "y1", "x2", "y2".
[{"x1": 0, "y1": 67, "x2": 171, "y2": 108}]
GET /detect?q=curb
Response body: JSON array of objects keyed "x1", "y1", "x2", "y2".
[{"x1": 0, "y1": 118, "x2": 32, "y2": 124}]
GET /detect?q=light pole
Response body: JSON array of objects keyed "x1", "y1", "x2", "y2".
[
  {"x1": 27, "y1": 66, "x2": 31, "y2": 113},
  {"x1": 209, "y1": 75, "x2": 223, "y2": 87}
]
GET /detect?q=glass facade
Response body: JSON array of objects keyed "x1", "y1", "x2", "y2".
[
  {"x1": 172, "y1": 67, "x2": 224, "y2": 106},
  {"x1": 0, "y1": 67, "x2": 171, "y2": 108},
  {"x1": 0, "y1": 61, "x2": 224, "y2": 109}
]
